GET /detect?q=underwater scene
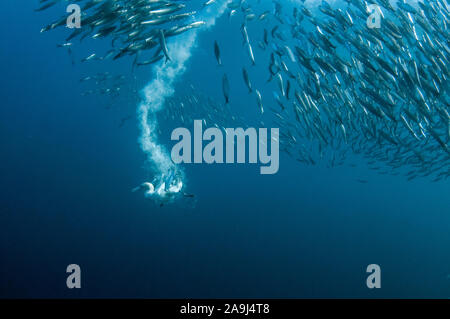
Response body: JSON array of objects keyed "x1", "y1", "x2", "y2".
[{"x1": 1, "y1": 0, "x2": 449, "y2": 298}]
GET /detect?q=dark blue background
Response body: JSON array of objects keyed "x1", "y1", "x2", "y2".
[{"x1": 0, "y1": 0, "x2": 449, "y2": 298}]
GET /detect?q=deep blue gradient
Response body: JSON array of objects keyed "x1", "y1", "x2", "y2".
[{"x1": 0, "y1": 1, "x2": 449, "y2": 298}]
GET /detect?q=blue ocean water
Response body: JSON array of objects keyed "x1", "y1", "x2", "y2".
[{"x1": 0, "y1": 0, "x2": 449, "y2": 298}]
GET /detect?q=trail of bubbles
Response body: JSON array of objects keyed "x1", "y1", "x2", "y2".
[{"x1": 136, "y1": 1, "x2": 231, "y2": 199}]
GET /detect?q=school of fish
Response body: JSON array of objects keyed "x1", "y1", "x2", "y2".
[{"x1": 38, "y1": 0, "x2": 449, "y2": 181}]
